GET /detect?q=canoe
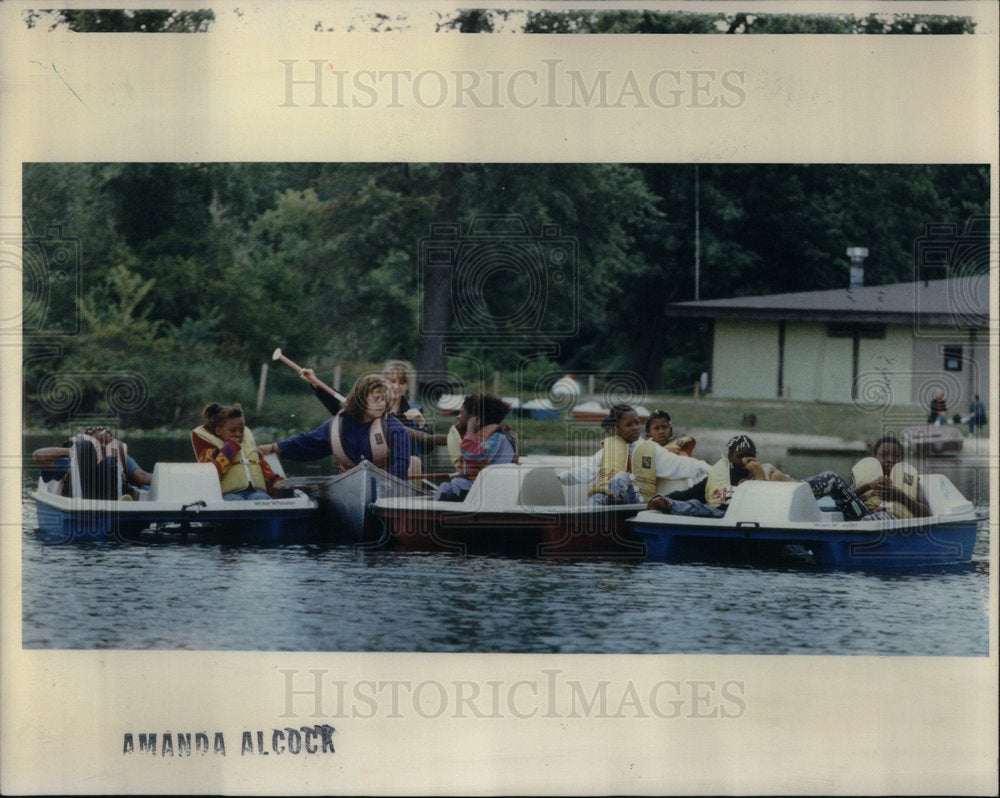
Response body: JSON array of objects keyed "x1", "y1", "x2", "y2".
[
  {"x1": 630, "y1": 475, "x2": 978, "y2": 568},
  {"x1": 374, "y1": 463, "x2": 646, "y2": 556},
  {"x1": 519, "y1": 398, "x2": 560, "y2": 420},
  {"x1": 901, "y1": 424, "x2": 964, "y2": 456},
  {"x1": 281, "y1": 459, "x2": 432, "y2": 546},
  {"x1": 30, "y1": 461, "x2": 318, "y2": 545}
]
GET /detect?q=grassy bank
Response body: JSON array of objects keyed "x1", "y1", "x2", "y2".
[{"x1": 22, "y1": 393, "x2": 924, "y2": 451}]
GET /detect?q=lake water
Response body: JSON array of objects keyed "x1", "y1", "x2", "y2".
[{"x1": 18, "y1": 436, "x2": 992, "y2": 655}]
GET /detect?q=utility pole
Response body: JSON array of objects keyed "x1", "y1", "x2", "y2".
[{"x1": 694, "y1": 164, "x2": 701, "y2": 301}]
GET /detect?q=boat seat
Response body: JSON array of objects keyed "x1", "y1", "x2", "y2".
[
  {"x1": 148, "y1": 463, "x2": 223, "y2": 504},
  {"x1": 726, "y1": 481, "x2": 825, "y2": 524},
  {"x1": 921, "y1": 473, "x2": 974, "y2": 516},
  {"x1": 517, "y1": 467, "x2": 567, "y2": 507}
]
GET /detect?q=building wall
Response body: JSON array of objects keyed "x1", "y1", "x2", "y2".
[
  {"x1": 780, "y1": 322, "x2": 855, "y2": 403},
  {"x1": 853, "y1": 325, "x2": 916, "y2": 415},
  {"x1": 713, "y1": 320, "x2": 919, "y2": 405},
  {"x1": 911, "y1": 327, "x2": 989, "y2": 412},
  {"x1": 711, "y1": 319, "x2": 779, "y2": 399}
]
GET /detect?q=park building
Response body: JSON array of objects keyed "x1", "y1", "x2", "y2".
[{"x1": 669, "y1": 275, "x2": 989, "y2": 421}]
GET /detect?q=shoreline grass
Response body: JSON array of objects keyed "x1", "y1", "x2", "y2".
[{"x1": 22, "y1": 393, "x2": 931, "y2": 450}]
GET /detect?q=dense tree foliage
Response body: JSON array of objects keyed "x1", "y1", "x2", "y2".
[
  {"x1": 446, "y1": 9, "x2": 975, "y2": 35},
  {"x1": 24, "y1": 9, "x2": 215, "y2": 32},
  {"x1": 21, "y1": 162, "x2": 987, "y2": 427}
]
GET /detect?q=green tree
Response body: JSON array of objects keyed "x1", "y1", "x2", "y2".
[{"x1": 25, "y1": 9, "x2": 215, "y2": 32}]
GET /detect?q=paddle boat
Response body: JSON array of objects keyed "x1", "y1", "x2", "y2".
[
  {"x1": 901, "y1": 423, "x2": 964, "y2": 456},
  {"x1": 519, "y1": 398, "x2": 560, "y2": 420},
  {"x1": 570, "y1": 401, "x2": 608, "y2": 422},
  {"x1": 30, "y1": 458, "x2": 319, "y2": 544},
  {"x1": 630, "y1": 473, "x2": 979, "y2": 568},
  {"x1": 373, "y1": 463, "x2": 646, "y2": 556}
]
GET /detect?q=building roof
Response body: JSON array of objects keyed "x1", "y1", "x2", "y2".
[{"x1": 668, "y1": 276, "x2": 989, "y2": 327}]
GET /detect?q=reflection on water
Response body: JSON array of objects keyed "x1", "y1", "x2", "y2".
[{"x1": 18, "y1": 435, "x2": 992, "y2": 654}]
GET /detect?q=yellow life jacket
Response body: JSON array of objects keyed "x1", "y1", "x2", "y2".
[
  {"x1": 446, "y1": 425, "x2": 463, "y2": 472},
  {"x1": 193, "y1": 426, "x2": 267, "y2": 494},
  {"x1": 328, "y1": 413, "x2": 390, "y2": 472},
  {"x1": 705, "y1": 458, "x2": 732, "y2": 508},
  {"x1": 590, "y1": 436, "x2": 629, "y2": 497},
  {"x1": 851, "y1": 457, "x2": 917, "y2": 519},
  {"x1": 588, "y1": 437, "x2": 657, "y2": 500},
  {"x1": 630, "y1": 440, "x2": 660, "y2": 502},
  {"x1": 705, "y1": 456, "x2": 779, "y2": 508}
]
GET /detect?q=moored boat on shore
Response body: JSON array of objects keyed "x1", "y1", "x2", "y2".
[
  {"x1": 570, "y1": 401, "x2": 608, "y2": 422},
  {"x1": 901, "y1": 423, "x2": 964, "y2": 456}
]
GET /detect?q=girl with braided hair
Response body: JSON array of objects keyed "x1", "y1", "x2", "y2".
[
  {"x1": 647, "y1": 433, "x2": 792, "y2": 516},
  {"x1": 704, "y1": 434, "x2": 794, "y2": 508}
]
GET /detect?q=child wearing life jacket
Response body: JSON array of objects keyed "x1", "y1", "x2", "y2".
[
  {"x1": 802, "y1": 435, "x2": 930, "y2": 521},
  {"x1": 262, "y1": 375, "x2": 411, "y2": 481},
  {"x1": 851, "y1": 435, "x2": 929, "y2": 518},
  {"x1": 192, "y1": 403, "x2": 285, "y2": 500},
  {"x1": 559, "y1": 404, "x2": 711, "y2": 506},
  {"x1": 646, "y1": 433, "x2": 789, "y2": 516},
  {"x1": 703, "y1": 434, "x2": 795, "y2": 508},
  {"x1": 645, "y1": 409, "x2": 697, "y2": 457},
  {"x1": 434, "y1": 394, "x2": 518, "y2": 502}
]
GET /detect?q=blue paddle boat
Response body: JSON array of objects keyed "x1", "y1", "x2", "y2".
[
  {"x1": 30, "y1": 460, "x2": 318, "y2": 544},
  {"x1": 629, "y1": 474, "x2": 979, "y2": 568}
]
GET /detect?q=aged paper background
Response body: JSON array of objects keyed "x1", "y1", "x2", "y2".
[{"x1": 1, "y1": 1, "x2": 997, "y2": 794}]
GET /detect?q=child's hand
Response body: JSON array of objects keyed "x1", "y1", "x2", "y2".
[
  {"x1": 467, "y1": 415, "x2": 481, "y2": 435},
  {"x1": 742, "y1": 457, "x2": 765, "y2": 480},
  {"x1": 404, "y1": 408, "x2": 426, "y2": 425}
]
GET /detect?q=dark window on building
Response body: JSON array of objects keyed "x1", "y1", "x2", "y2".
[
  {"x1": 826, "y1": 322, "x2": 886, "y2": 339},
  {"x1": 943, "y1": 346, "x2": 963, "y2": 371}
]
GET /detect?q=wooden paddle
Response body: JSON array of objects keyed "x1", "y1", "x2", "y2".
[{"x1": 272, "y1": 348, "x2": 346, "y2": 402}]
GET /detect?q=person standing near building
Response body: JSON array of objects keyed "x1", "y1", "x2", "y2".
[{"x1": 965, "y1": 394, "x2": 987, "y2": 435}]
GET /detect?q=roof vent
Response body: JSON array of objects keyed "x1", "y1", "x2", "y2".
[{"x1": 846, "y1": 246, "x2": 868, "y2": 288}]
